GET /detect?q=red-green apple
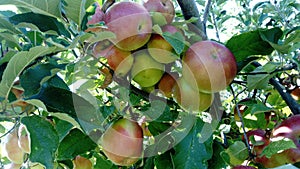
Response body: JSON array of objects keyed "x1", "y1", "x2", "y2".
[
  {"x1": 182, "y1": 40, "x2": 237, "y2": 93},
  {"x1": 143, "y1": 0, "x2": 175, "y2": 26},
  {"x1": 92, "y1": 40, "x2": 113, "y2": 58},
  {"x1": 3, "y1": 130, "x2": 24, "y2": 164},
  {"x1": 147, "y1": 25, "x2": 182, "y2": 63},
  {"x1": 100, "y1": 118, "x2": 143, "y2": 166},
  {"x1": 104, "y1": 2, "x2": 152, "y2": 51},
  {"x1": 18, "y1": 124, "x2": 31, "y2": 154},
  {"x1": 173, "y1": 77, "x2": 214, "y2": 112},
  {"x1": 73, "y1": 156, "x2": 93, "y2": 169},
  {"x1": 131, "y1": 50, "x2": 164, "y2": 88},
  {"x1": 158, "y1": 72, "x2": 179, "y2": 98},
  {"x1": 104, "y1": 46, "x2": 134, "y2": 76}
]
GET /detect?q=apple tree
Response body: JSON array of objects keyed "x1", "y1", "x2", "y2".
[{"x1": 0, "y1": 0, "x2": 299, "y2": 169}]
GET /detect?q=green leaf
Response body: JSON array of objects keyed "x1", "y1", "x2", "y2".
[
  {"x1": 62, "y1": 0, "x2": 94, "y2": 28},
  {"x1": 220, "y1": 141, "x2": 248, "y2": 166},
  {"x1": 0, "y1": 16, "x2": 21, "y2": 34},
  {"x1": 94, "y1": 153, "x2": 115, "y2": 169},
  {"x1": 0, "y1": 46, "x2": 56, "y2": 99},
  {"x1": 259, "y1": 27, "x2": 283, "y2": 44},
  {"x1": 57, "y1": 128, "x2": 97, "y2": 160},
  {"x1": 226, "y1": 29, "x2": 274, "y2": 62},
  {"x1": 260, "y1": 138, "x2": 297, "y2": 158},
  {"x1": 154, "y1": 151, "x2": 175, "y2": 169},
  {"x1": 173, "y1": 118, "x2": 213, "y2": 169},
  {"x1": 9, "y1": 12, "x2": 71, "y2": 38},
  {"x1": 20, "y1": 63, "x2": 67, "y2": 97},
  {"x1": 53, "y1": 117, "x2": 74, "y2": 142},
  {"x1": 246, "y1": 62, "x2": 278, "y2": 90},
  {"x1": 21, "y1": 115, "x2": 59, "y2": 169},
  {"x1": 0, "y1": 0, "x2": 62, "y2": 18},
  {"x1": 29, "y1": 85, "x2": 103, "y2": 133},
  {"x1": 208, "y1": 141, "x2": 227, "y2": 169},
  {"x1": 0, "y1": 32, "x2": 21, "y2": 49},
  {"x1": 162, "y1": 31, "x2": 185, "y2": 55}
]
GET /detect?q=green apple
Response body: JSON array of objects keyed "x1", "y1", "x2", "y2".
[
  {"x1": 131, "y1": 50, "x2": 164, "y2": 88},
  {"x1": 100, "y1": 118, "x2": 143, "y2": 166},
  {"x1": 173, "y1": 77, "x2": 214, "y2": 112}
]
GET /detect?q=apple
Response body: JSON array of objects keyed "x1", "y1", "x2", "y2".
[
  {"x1": 291, "y1": 87, "x2": 300, "y2": 100},
  {"x1": 232, "y1": 165, "x2": 256, "y2": 169},
  {"x1": 85, "y1": 2, "x2": 105, "y2": 32},
  {"x1": 147, "y1": 25, "x2": 182, "y2": 63},
  {"x1": 92, "y1": 40, "x2": 113, "y2": 58},
  {"x1": 182, "y1": 40, "x2": 237, "y2": 93},
  {"x1": 158, "y1": 72, "x2": 179, "y2": 98},
  {"x1": 18, "y1": 124, "x2": 31, "y2": 154},
  {"x1": 173, "y1": 77, "x2": 214, "y2": 112},
  {"x1": 3, "y1": 130, "x2": 25, "y2": 164},
  {"x1": 100, "y1": 118, "x2": 143, "y2": 166},
  {"x1": 244, "y1": 129, "x2": 270, "y2": 156},
  {"x1": 270, "y1": 115, "x2": 300, "y2": 164},
  {"x1": 73, "y1": 155, "x2": 93, "y2": 169},
  {"x1": 104, "y1": 46, "x2": 134, "y2": 77},
  {"x1": 131, "y1": 50, "x2": 165, "y2": 88},
  {"x1": 143, "y1": 0, "x2": 175, "y2": 26},
  {"x1": 104, "y1": 2, "x2": 152, "y2": 51}
]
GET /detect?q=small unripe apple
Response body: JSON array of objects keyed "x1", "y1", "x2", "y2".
[
  {"x1": 131, "y1": 50, "x2": 165, "y2": 88},
  {"x1": 3, "y1": 130, "x2": 25, "y2": 164},
  {"x1": 143, "y1": 0, "x2": 175, "y2": 26},
  {"x1": 104, "y1": 2, "x2": 152, "y2": 51},
  {"x1": 100, "y1": 118, "x2": 143, "y2": 166},
  {"x1": 182, "y1": 40, "x2": 237, "y2": 93},
  {"x1": 73, "y1": 155, "x2": 93, "y2": 169},
  {"x1": 173, "y1": 77, "x2": 214, "y2": 112},
  {"x1": 158, "y1": 72, "x2": 179, "y2": 98},
  {"x1": 18, "y1": 124, "x2": 31, "y2": 154}
]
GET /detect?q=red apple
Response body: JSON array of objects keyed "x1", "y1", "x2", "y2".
[
  {"x1": 147, "y1": 25, "x2": 182, "y2": 63},
  {"x1": 182, "y1": 40, "x2": 237, "y2": 93},
  {"x1": 173, "y1": 77, "x2": 214, "y2": 112},
  {"x1": 158, "y1": 72, "x2": 179, "y2": 98},
  {"x1": 270, "y1": 115, "x2": 300, "y2": 164},
  {"x1": 143, "y1": 0, "x2": 175, "y2": 26},
  {"x1": 291, "y1": 87, "x2": 300, "y2": 100},
  {"x1": 131, "y1": 50, "x2": 165, "y2": 88},
  {"x1": 73, "y1": 155, "x2": 93, "y2": 169},
  {"x1": 18, "y1": 124, "x2": 31, "y2": 154},
  {"x1": 104, "y1": 46, "x2": 134, "y2": 77},
  {"x1": 3, "y1": 130, "x2": 25, "y2": 164},
  {"x1": 244, "y1": 129, "x2": 270, "y2": 156},
  {"x1": 100, "y1": 118, "x2": 143, "y2": 166},
  {"x1": 104, "y1": 2, "x2": 152, "y2": 51},
  {"x1": 233, "y1": 165, "x2": 256, "y2": 169}
]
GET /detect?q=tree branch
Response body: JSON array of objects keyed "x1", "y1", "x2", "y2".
[
  {"x1": 252, "y1": 62, "x2": 300, "y2": 115},
  {"x1": 176, "y1": 0, "x2": 207, "y2": 40}
]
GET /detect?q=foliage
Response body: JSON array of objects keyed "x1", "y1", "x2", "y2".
[{"x1": 0, "y1": 0, "x2": 299, "y2": 169}]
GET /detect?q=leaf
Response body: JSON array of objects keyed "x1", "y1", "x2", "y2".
[
  {"x1": 0, "y1": 0, "x2": 62, "y2": 18},
  {"x1": 57, "y1": 128, "x2": 97, "y2": 160},
  {"x1": 21, "y1": 115, "x2": 59, "y2": 169},
  {"x1": 29, "y1": 85, "x2": 103, "y2": 133},
  {"x1": 260, "y1": 138, "x2": 296, "y2": 158},
  {"x1": 0, "y1": 46, "x2": 56, "y2": 99},
  {"x1": 62, "y1": 0, "x2": 93, "y2": 28},
  {"x1": 208, "y1": 141, "x2": 227, "y2": 169},
  {"x1": 94, "y1": 153, "x2": 115, "y2": 169},
  {"x1": 259, "y1": 27, "x2": 283, "y2": 44},
  {"x1": 226, "y1": 29, "x2": 275, "y2": 62},
  {"x1": 9, "y1": 12, "x2": 70, "y2": 38},
  {"x1": 220, "y1": 141, "x2": 248, "y2": 166},
  {"x1": 20, "y1": 63, "x2": 67, "y2": 97},
  {"x1": 173, "y1": 118, "x2": 213, "y2": 169},
  {"x1": 154, "y1": 151, "x2": 175, "y2": 169},
  {"x1": 0, "y1": 32, "x2": 21, "y2": 49},
  {"x1": 162, "y1": 31, "x2": 185, "y2": 55},
  {"x1": 0, "y1": 16, "x2": 21, "y2": 34}
]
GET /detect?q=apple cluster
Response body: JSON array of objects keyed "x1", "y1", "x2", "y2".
[
  {"x1": 91, "y1": 0, "x2": 237, "y2": 114},
  {"x1": 245, "y1": 115, "x2": 300, "y2": 168},
  {"x1": 2, "y1": 124, "x2": 31, "y2": 168}
]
